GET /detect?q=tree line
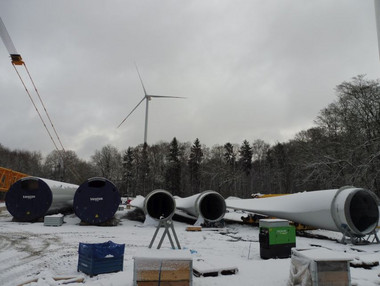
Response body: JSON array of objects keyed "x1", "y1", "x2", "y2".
[{"x1": 1, "y1": 75, "x2": 379, "y2": 199}]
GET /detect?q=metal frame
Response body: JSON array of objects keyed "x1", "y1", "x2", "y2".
[
  {"x1": 149, "y1": 219, "x2": 181, "y2": 249},
  {"x1": 340, "y1": 225, "x2": 380, "y2": 245}
]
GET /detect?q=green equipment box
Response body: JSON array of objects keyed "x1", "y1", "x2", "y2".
[{"x1": 259, "y1": 219, "x2": 296, "y2": 259}]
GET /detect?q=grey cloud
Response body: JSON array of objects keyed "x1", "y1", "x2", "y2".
[{"x1": 0, "y1": 0, "x2": 378, "y2": 160}]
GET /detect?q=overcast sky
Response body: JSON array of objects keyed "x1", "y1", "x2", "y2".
[{"x1": 1, "y1": 0, "x2": 379, "y2": 160}]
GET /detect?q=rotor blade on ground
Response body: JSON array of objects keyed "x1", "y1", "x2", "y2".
[{"x1": 117, "y1": 97, "x2": 145, "y2": 128}]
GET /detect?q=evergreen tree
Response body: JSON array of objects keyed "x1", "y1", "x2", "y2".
[
  {"x1": 165, "y1": 137, "x2": 182, "y2": 196},
  {"x1": 188, "y1": 138, "x2": 203, "y2": 193},
  {"x1": 239, "y1": 140, "x2": 253, "y2": 176},
  {"x1": 223, "y1": 142, "x2": 240, "y2": 196},
  {"x1": 139, "y1": 143, "x2": 151, "y2": 196},
  {"x1": 267, "y1": 143, "x2": 292, "y2": 194},
  {"x1": 122, "y1": 147, "x2": 135, "y2": 197},
  {"x1": 224, "y1": 142, "x2": 236, "y2": 166}
]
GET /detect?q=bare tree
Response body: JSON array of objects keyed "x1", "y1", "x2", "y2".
[{"x1": 91, "y1": 145, "x2": 122, "y2": 183}]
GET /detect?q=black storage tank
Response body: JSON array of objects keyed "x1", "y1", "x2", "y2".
[{"x1": 74, "y1": 177, "x2": 121, "y2": 225}]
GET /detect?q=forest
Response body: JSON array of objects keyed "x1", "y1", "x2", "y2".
[{"x1": 1, "y1": 75, "x2": 379, "y2": 199}]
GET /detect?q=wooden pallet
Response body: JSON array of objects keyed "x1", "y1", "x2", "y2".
[
  {"x1": 186, "y1": 226, "x2": 202, "y2": 232},
  {"x1": 134, "y1": 251, "x2": 192, "y2": 286}
]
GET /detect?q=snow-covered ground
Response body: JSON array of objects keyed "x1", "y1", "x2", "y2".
[{"x1": 0, "y1": 204, "x2": 379, "y2": 286}]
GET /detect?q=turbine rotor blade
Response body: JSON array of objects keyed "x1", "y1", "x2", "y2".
[
  {"x1": 148, "y1": 95, "x2": 186, "y2": 99},
  {"x1": 134, "y1": 62, "x2": 148, "y2": 96},
  {"x1": 117, "y1": 97, "x2": 145, "y2": 128}
]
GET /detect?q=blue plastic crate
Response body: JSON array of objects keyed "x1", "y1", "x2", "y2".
[
  {"x1": 77, "y1": 241, "x2": 125, "y2": 276},
  {"x1": 78, "y1": 255, "x2": 124, "y2": 276}
]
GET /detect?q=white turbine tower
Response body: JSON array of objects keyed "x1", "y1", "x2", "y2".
[
  {"x1": 117, "y1": 64, "x2": 185, "y2": 144},
  {"x1": 375, "y1": 0, "x2": 380, "y2": 59}
]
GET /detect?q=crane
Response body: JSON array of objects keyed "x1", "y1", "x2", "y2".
[
  {"x1": 0, "y1": 17, "x2": 24, "y2": 65},
  {"x1": 0, "y1": 18, "x2": 84, "y2": 183},
  {"x1": 0, "y1": 167, "x2": 28, "y2": 193}
]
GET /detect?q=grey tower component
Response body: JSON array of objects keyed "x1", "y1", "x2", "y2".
[{"x1": 6, "y1": 177, "x2": 78, "y2": 221}]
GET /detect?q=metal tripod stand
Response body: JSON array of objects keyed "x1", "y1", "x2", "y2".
[{"x1": 149, "y1": 219, "x2": 181, "y2": 249}]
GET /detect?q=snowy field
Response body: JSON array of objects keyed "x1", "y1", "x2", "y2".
[{"x1": 0, "y1": 204, "x2": 380, "y2": 286}]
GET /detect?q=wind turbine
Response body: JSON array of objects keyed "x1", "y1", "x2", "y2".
[{"x1": 117, "y1": 64, "x2": 185, "y2": 144}]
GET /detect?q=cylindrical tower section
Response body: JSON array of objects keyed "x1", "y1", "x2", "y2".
[
  {"x1": 144, "y1": 190, "x2": 176, "y2": 221},
  {"x1": 5, "y1": 177, "x2": 78, "y2": 221},
  {"x1": 73, "y1": 177, "x2": 120, "y2": 225},
  {"x1": 130, "y1": 190, "x2": 176, "y2": 221},
  {"x1": 176, "y1": 191, "x2": 226, "y2": 222}
]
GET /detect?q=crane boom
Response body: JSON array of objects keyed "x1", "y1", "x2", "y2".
[
  {"x1": 0, "y1": 167, "x2": 28, "y2": 192},
  {"x1": 0, "y1": 17, "x2": 24, "y2": 65}
]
